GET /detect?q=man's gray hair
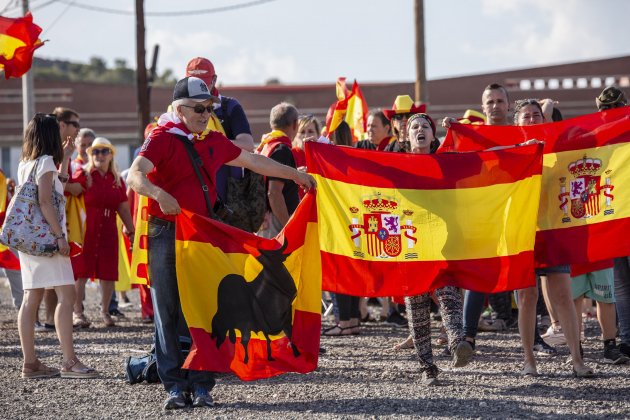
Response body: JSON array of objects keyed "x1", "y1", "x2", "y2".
[
  {"x1": 270, "y1": 102, "x2": 299, "y2": 130},
  {"x1": 76, "y1": 128, "x2": 96, "y2": 141}
]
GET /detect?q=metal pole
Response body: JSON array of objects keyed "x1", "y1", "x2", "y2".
[
  {"x1": 22, "y1": 0, "x2": 35, "y2": 129},
  {"x1": 414, "y1": 0, "x2": 427, "y2": 104},
  {"x1": 135, "y1": 0, "x2": 150, "y2": 142}
]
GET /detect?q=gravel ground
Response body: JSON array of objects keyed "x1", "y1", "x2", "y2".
[{"x1": 1, "y1": 280, "x2": 629, "y2": 419}]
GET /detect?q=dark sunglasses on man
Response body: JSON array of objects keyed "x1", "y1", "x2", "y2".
[
  {"x1": 63, "y1": 120, "x2": 80, "y2": 128},
  {"x1": 181, "y1": 104, "x2": 214, "y2": 114},
  {"x1": 392, "y1": 113, "x2": 412, "y2": 121}
]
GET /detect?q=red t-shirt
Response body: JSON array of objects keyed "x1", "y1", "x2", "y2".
[{"x1": 139, "y1": 128, "x2": 241, "y2": 222}]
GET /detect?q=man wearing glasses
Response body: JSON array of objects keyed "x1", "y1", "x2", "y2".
[{"x1": 127, "y1": 77, "x2": 315, "y2": 410}]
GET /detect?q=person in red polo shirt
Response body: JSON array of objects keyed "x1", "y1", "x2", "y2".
[{"x1": 127, "y1": 77, "x2": 315, "y2": 411}]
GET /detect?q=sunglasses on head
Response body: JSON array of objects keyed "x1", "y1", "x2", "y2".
[
  {"x1": 91, "y1": 148, "x2": 111, "y2": 156},
  {"x1": 181, "y1": 104, "x2": 213, "y2": 114}
]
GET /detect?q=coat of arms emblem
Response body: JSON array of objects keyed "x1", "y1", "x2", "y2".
[
  {"x1": 348, "y1": 193, "x2": 417, "y2": 259},
  {"x1": 558, "y1": 155, "x2": 614, "y2": 222}
]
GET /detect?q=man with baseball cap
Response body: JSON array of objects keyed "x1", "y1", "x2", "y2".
[
  {"x1": 127, "y1": 76, "x2": 315, "y2": 410},
  {"x1": 186, "y1": 57, "x2": 255, "y2": 215}
]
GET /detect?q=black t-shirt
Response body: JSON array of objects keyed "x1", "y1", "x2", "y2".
[
  {"x1": 267, "y1": 144, "x2": 299, "y2": 215},
  {"x1": 355, "y1": 140, "x2": 377, "y2": 150}
]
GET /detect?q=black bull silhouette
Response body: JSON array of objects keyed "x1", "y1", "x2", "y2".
[{"x1": 210, "y1": 239, "x2": 301, "y2": 364}]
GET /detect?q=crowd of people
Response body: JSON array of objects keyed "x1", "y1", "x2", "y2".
[{"x1": 2, "y1": 55, "x2": 629, "y2": 410}]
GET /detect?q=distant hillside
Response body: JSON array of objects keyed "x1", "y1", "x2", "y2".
[{"x1": 33, "y1": 56, "x2": 177, "y2": 86}]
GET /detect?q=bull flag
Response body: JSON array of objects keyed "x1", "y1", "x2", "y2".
[
  {"x1": 305, "y1": 141, "x2": 544, "y2": 296},
  {"x1": 439, "y1": 107, "x2": 630, "y2": 267},
  {"x1": 176, "y1": 193, "x2": 321, "y2": 381},
  {"x1": 0, "y1": 12, "x2": 44, "y2": 79}
]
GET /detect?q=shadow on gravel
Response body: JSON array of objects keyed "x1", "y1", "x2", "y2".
[{"x1": 215, "y1": 396, "x2": 613, "y2": 418}]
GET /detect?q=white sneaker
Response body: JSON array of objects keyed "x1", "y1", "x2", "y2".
[{"x1": 542, "y1": 325, "x2": 566, "y2": 346}]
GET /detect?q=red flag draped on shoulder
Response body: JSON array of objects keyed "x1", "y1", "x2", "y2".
[
  {"x1": 305, "y1": 141, "x2": 544, "y2": 296},
  {"x1": 175, "y1": 194, "x2": 321, "y2": 381},
  {"x1": 0, "y1": 12, "x2": 44, "y2": 79},
  {"x1": 439, "y1": 107, "x2": 630, "y2": 267}
]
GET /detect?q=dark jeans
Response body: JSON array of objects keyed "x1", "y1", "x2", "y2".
[
  {"x1": 335, "y1": 294, "x2": 359, "y2": 321},
  {"x1": 148, "y1": 220, "x2": 215, "y2": 394},
  {"x1": 614, "y1": 257, "x2": 630, "y2": 343},
  {"x1": 463, "y1": 291, "x2": 513, "y2": 338}
]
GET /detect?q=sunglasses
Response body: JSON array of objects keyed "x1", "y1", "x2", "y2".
[
  {"x1": 181, "y1": 104, "x2": 213, "y2": 114},
  {"x1": 91, "y1": 148, "x2": 111, "y2": 156},
  {"x1": 392, "y1": 113, "x2": 411, "y2": 121},
  {"x1": 63, "y1": 120, "x2": 80, "y2": 128}
]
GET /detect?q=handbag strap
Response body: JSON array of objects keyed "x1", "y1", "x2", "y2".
[
  {"x1": 26, "y1": 158, "x2": 40, "y2": 185},
  {"x1": 173, "y1": 135, "x2": 215, "y2": 219}
]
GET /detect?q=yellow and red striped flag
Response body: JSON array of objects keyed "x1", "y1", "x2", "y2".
[
  {"x1": 305, "y1": 141, "x2": 544, "y2": 295},
  {"x1": 0, "y1": 12, "x2": 44, "y2": 79},
  {"x1": 176, "y1": 193, "x2": 321, "y2": 380},
  {"x1": 325, "y1": 78, "x2": 368, "y2": 140},
  {"x1": 0, "y1": 170, "x2": 19, "y2": 270},
  {"x1": 130, "y1": 195, "x2": 149, "y2": 285},
  {"x1": 439, "y1": 107, "x2": 630, "y2": 267}
]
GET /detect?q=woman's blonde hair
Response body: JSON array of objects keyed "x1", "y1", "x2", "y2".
[{"x1": 294, "y1": 114, "x2": 321, "y2": 148}]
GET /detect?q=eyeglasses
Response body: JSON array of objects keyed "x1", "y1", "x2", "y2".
[
  {"x1": 180, "y1": 104, "x2": 213, "y2": 114},
  {"x1": 63, "y1": 120, "x2": 81, "y2": 129},
  {"x1": 392, "y1": 113, "x2": 411, "y2": 121},
  {"x1": 91, "y1": 148, "x2": 111, "y2": 156}
]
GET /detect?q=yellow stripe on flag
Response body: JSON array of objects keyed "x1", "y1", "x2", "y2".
[
  {"x1": 314, "y1": 174, "x2": 541, "y2": 261},
  {"x1": 538, "y1": 142, "x2": 630, "y2": 231},
  {"x1": 177, "y1": 223, "x2": 321, "y2": 337},
  {"x1": 130, "y1": 195, "x2": 149, "y2": 285},
  {"x1": 116, "y1": 216, "x2": 132, "y2": 292}
]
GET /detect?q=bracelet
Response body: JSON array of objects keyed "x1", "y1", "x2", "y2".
[
  {"x1": 52, "y1": 231, "x2": 66, "y2": 240},
  {"x1": 58, "y1": 174, "x2": 69, "y2": 183}
]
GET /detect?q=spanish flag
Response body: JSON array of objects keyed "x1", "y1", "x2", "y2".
[
  {"x1": 0, "y1": 12, "x2": 44, "y2": 79},
  {"x1": 325, "y1": 78, "x2": 369, "y2": 141},
  {"x1": 130, "y1": 195, "x2": 149, "y2": 285},
  {"x1": 0, "y1": 171, "x2": 19, "y2": 270},
  {"x1": 306, "y1": 142, "x2": 544, "y2": 295},
  {"x1": 176, "y1": 193, "x2": 321, "y2": 380},
  {"x1": 440, "y1": 107, "x2": 630, "y2": 267}
]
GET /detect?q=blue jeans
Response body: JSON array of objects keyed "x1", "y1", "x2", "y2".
[
  {"x1": 614, "y1": 257, "x2": 630, "y2": 343},
  {"x1": 148, "y1": 219, "x2": 215, "y2": 394}
]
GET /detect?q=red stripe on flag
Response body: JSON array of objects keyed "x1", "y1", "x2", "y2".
[
  {"x1": 184, "y1": 309, "x2": 320, "y2": 381},
  {"x1": 306, "y1": 142, "x2": 543, "y2": 189},
  {"x1": 0, "y1": 249, "x2": 19, "y2": 270},
  {"x1": 321, "y1": 251, "x2": 535, "y2": 296},
  {"x1": 535, "y1": 217, "x2": 630, "y2": 267},
  {"x1": 439, "y1": 108, "x2": 630, "y2": 154}
]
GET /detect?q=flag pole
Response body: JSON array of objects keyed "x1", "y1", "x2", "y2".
[
  {"x1": 414, "y1": 0, "x2": 427, "y2": 105},
  {"x1": 21, "y1": 0, "x2": 35, "y2": 129}
]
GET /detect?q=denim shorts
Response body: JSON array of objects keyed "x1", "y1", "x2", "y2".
[{"x1": 535, "y1": 264, "x2": 571, "y2": 276}]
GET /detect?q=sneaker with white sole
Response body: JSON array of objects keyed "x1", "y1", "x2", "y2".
[
  {"x1": 603, "y1": 339, "x2": 630, "y2": 365},
  {"x1": 541, "y1": 324, "x2": 566, "y2": 346}
]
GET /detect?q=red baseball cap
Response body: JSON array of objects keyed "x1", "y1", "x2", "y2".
[{"x1": 185, "y1": 57, "x2": 216, "y2": 86}]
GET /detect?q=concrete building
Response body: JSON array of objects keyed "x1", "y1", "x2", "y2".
[{"x1": 0, "y1": 55, "x2": 628, "y2": 179}]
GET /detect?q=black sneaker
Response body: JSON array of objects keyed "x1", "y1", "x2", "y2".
[
  {"x1": 452, "y1": 340, "x2": 474, "y2": 367},
  {"x1": 603, "y1": 339, "x2": 630, "y2": 365},
  {"x1": 163, "y1": 390, "x2": 187, "y2": 410},
  {"x1": 109, "y1": 308, "x2": 126, "y2": 318},
  {"x1": 533, "y1": 338, "x2": 558, "y2": 357},
  {"x1": 620, "y1": 342, "x2": 630, "y2": 358},
  {"x1": 192, "y1": 386, "x2": 214, "y2": 408},
  {"x1": 421, "y1": 366, "x2": 439, "y2": 386},
  {"x1": 385, "y1": 312, "x2": 407, "y2": 328}
]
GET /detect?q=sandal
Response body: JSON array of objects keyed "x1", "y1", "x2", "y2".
[
  {"x1": 60, "y1": 357, "x2": 98, "y2": 379},
  {"x1": 572, "y1": 366, "x2": 595, "y2": 378},
  {"x1": 22, "y1": 360, "x2": 60, "y2": 379},
  {"x1": 73, "y1": 313, "x2": 91, "y2": 329},
  {"x1": 101, "y1": 312, "x2": 115, "y2": 327},
  {"x1": 393, "y1": 335, "x2": 414, "y2": 351},
  {"x1": 521, "y1": 364, "x2": 539, "y2": 377},
  {"x1": 322, "y1": 325, "x2": 354, "y2": 336}
]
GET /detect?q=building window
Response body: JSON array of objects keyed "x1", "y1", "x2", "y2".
[
  {"x1": 562, "y1": 78, "x2": 574, "y2": 89},
  {"x1": 520, "y1": 80, "x2": 532, "y2": 90}
]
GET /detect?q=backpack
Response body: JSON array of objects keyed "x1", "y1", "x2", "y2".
[{"x1": 218, "y1": 96, "x2": 266, "y2": 233}]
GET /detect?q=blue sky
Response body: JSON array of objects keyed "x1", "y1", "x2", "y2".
[{"x1": 4, "y1": 0, "x2": 630, "y2": 85}]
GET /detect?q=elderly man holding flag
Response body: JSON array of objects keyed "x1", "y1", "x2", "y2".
[{"x1": 127, "y1": 76, "x2": 315, "y2": 410}]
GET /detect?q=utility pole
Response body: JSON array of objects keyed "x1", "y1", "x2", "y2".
[
  {"x1": 414, "y1": 0, "x2": 427, "y2": 105},
  {"x1": 22, "y1": 0, "x2": 35, "y2": 129},
  {"x1": 135, "y1": 0, "x2": 150, "y2": 143}
]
